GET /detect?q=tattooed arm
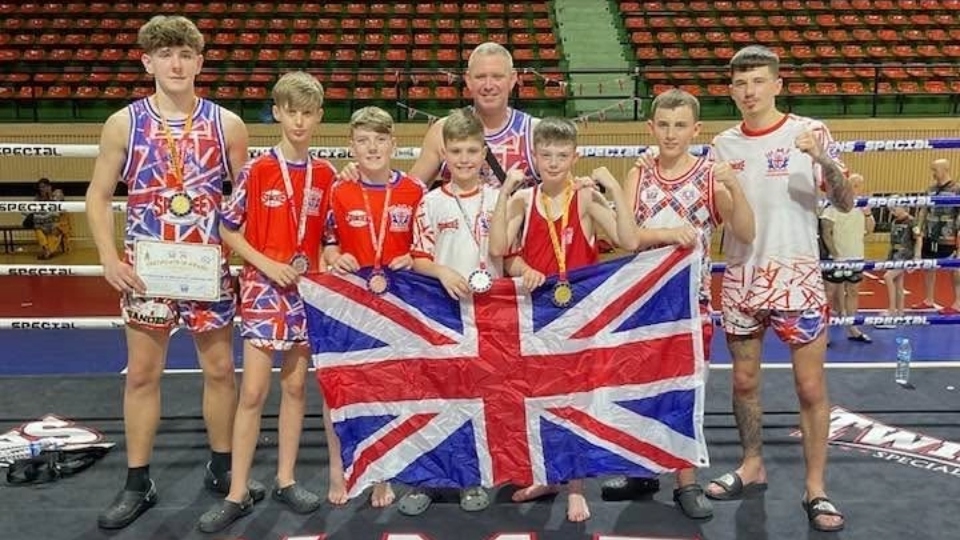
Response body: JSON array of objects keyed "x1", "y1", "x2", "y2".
[
  {"x1": 817, "y1": 154, "x2": 854, "y2": 212},
  {"x1": 795, "y1": 128, "x2": 854, "y2": 212}
]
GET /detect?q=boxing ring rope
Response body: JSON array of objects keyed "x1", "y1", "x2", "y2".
[
  {"x1": 0, "y1": 137, "x2": 958, "y2": 161},
  {"x1": 4, "y1": 252, "x2": 960, "y2": 329},
  {"x1": 3, "y1": 138, "x2": 960, "y2": 330}
]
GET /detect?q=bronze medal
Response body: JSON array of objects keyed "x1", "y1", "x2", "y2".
[
  {"x1": 290, "y1": 253, "x2": 310, "y2": 274},
  {"x1": 368, "y1": 270, "x2": 389, "y2": 295}
]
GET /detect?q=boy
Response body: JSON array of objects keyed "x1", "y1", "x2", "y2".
[
  {"x1": 84, "y1": 15, "x2": 261, "y2": 530},
  {"x1": 876, "y1": 203, "x2": 919, "y2": 328},
  {"x1": 599, "y1": 88, "x2": 755, "y2": 520},
  {"x1": 197, "y1": 72, "x2": 333, "y2": 533},
  {"x1": 401, "y1": 108, "x2": 502, "y2": 516},
  {"x1": 322, "y1": 106, "x2": 427, "y2": 508},
  {"x1": 489, "y1": 117, "x2": 620, "y2": 523}
]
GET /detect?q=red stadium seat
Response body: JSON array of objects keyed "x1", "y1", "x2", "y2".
[{"x1": 841, "y1": 81, "x2": 866, "y2": 94}]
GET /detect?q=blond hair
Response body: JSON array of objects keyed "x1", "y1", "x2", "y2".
[
  {"x1": 138, "y1": 15, "x2": 204, "y2": 54},
  {"x1": 442, "y1": 108, "x2": 484, "y2": 145},
  {"x1": 729, "y1": 45, "x2": 780, "y2": 76},
  {"x1": 533, "y1": 117, "x2": 578, "y2": 148},
  {"x1": 272, "y1": 71, "x2": 324, "y2": 111},
  {"x1": 349, "y1": 106, "x2": 394, "y2": 135},
  {"x1": 650, "y1": 88, "x2": 701, "y2": 121},
  {"x1": 467, "y1": 42, "x2": 514, "y2": 72}
]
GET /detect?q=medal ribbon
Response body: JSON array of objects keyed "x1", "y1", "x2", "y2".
[
  {"x1": 156, "y1": 98, "x2": 196, "y2": 189},
  {"x1": 451, "y1": 185, "x2": 488, "y2": 270},
  {"x1": 275, "y1": 146, "x2": 314, "y2": 255},
  {"x1": 359, "y1": 173, "x2": 395, "y2": 271},
  {"x1": 540, "y1": 183, "x2": 573, "y2": 280}
]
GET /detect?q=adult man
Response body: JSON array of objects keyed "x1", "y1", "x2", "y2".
[
  {"x1": 820, "y1": 173, "x2": 874, "y2": 342},
  {"x1": 409, "y1": 42, "x2": 539, "y2": 188},
  {"x1": 704, "y1": 46, "x2": 854, "y2": 533},
  {"x1": 913, "y1": 159, "x2": 959, "y2": 313},
  {"x1": 85, "y1": 15, "x2": 263, "y2": 530}
]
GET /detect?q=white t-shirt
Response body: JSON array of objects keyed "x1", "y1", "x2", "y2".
[
  {"x1": 411, "y1": 183, "x2": 503, "y2": 278},
  {"x1": 821, "y1": 205, "x2": 866, "y2": 259},
  {"x1": 713, "y1": 113, "x2": 846, "y2": 312}
]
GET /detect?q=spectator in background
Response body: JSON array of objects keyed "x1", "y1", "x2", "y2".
[
  {"x1": 29, "y1": 177, "x2": 68, "y2": 260},
  {"x1": 819, "y1": 174, "x2": 874, "y2": 342},
  {"x1": 913, "y1": 159, "x2": 958, "y2": 312},
  {"x1": 875, "y1": 202, "x2": 918, "y2": 329}
]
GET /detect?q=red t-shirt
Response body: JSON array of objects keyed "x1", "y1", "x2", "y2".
[
  {"x1": 325, "y1": 171, "x2": 426, "y2": 267},
  {"x1": 222, "y1": 150, "x2": 336, "y2": 272}
]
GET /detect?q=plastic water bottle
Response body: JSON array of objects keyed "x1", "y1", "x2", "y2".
[
  {"x1": 895, "y1": 337, "x2": 912, "y2": 386},
  {"x1": 0, "y1": 438, "x2": 61, "y2": 466}
]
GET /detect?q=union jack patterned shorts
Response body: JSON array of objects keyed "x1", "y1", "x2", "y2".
[
  {"x1": 239, "y1": 267, "x2": 308, "y2": 352},
  {"x1": 121, "y1": 274, "x2": 236, "y2": 332},
  {"x1": 722, "y1": 304, "x2": 829, "y2": 345}
]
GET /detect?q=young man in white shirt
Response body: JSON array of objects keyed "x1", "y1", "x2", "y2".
[{"x1": 703, "y1": 45, "x2": 854, "y2": 533}]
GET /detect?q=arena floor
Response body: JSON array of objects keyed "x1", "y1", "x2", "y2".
[{"x1": 0, "y1": 368, "x2": 957, "y2": 540}]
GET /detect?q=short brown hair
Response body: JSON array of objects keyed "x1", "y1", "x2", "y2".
[
  {"x1": 729, "y1": 45, "x2": 779, "y2": 76},
  {"x1": 349, "y1": 106, "x2": 394, "y2": 135},
  {"x1": 442, "y1": 108, "x2": 484, "y2": 145},
  {"x1": 138, "y1": 15, "x2": 204, "y2": 54},
  {"x1": 533, "y1": 117, "x2": 578, "y2": 149},
  {"x1": 272, "y1": 71, "x2": 324, "y2": 111},
  {"x1": 650, "y1": 88, "x2": 701, "y2": 121}
]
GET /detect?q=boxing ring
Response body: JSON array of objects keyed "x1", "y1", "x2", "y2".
[{"x1": 0, "y1": 141, "x2": 958, "y2": 540}]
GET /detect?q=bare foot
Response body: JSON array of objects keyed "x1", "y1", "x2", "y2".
[
  {"x1": 511, "y1": 484, "x2": 560, "y2": 502},
  {"x1": 327, "y1": 471, "x2": 348, "y2": 505},
  {"x1": 566, "y1": 479, "x2": 590, "y2": 522},
  {"x1": 566, "y1": 492, "x2": 590, "y2": 522},
  {"x1": 371, "y1": 482, "x2": 395, "y2": 508}
]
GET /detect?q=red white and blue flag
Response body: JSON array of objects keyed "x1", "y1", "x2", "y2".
[{"x1": 301, "y1": 246, "x2": 709, "y2": 498}]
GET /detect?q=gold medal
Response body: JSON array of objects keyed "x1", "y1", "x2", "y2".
[
  {"x1": 468, "y1": 268, "x2": 493, "y2": 294},
  {"x1": 290, "y1": 253, "x2": 310, "y2": 274},
  {"x1": 541, "y1": 183, "x2": 575, "y2": 309},
  {"x1": 552, "y1": 280, "x2": 574, "y2": 308},
  {"x1": 168, "y1": 192, "x2": 193, "y2": 217},
  {"x1": 368, "y1": 270, "x2": 389, "y2": 295}
]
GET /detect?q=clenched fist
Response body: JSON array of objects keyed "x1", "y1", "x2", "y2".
[
  {"x1": 712, "y1": 161, "x2": 739, "y2": 189},
  {"x1": 794, "y1": 129, "x2": 823, "y2": 159}
]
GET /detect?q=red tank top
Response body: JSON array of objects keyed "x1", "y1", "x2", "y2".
[{"x1": 520, "y1": 186, "x2": 598, "y2": 276}]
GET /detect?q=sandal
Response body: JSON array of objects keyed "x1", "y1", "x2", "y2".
[
  {"x1": 673, "y1": 484, "x2": 713, "y2": 520},
  {"x1": 705, "y1": 471, "x2": 767, "y2": 501},
  {"x1": 600, "y1": 475, "x2": 660, "y2": 501},
  {"x1": 398, "y1": 489, "x2": 432, "y2": 516},
  {"x1": 847, "y1": 332, "x2": 872, "y2": 343},
  {"x1": 802, "y1": 496, "x2": 845, "y2": 532},
  {"x1": 459, "y1": 486, "x2": 490, "y2": 512}
]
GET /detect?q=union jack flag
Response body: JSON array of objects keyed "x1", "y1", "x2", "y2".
[{"x1": 301, "y1": 246, "x2": 709, "y2": 498}]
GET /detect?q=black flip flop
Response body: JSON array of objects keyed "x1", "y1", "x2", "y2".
[
  {"x1": 705, "y1": 471, "x2": 767, "y2": 501},
  {"x1": 802, "y1": 496, "x2": 845, "y2": 532}
]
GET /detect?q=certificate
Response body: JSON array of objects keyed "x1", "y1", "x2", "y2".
[{"x1": 134, "y1": 240, "x2": 222, "y2": 301}]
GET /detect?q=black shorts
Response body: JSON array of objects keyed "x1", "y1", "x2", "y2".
[
  {"x1": 920, "y1": 239, "x2": 955, "y2": 260},
  {"x1": 822, "y1": 269, "x2": 863, "y2": 284}
]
